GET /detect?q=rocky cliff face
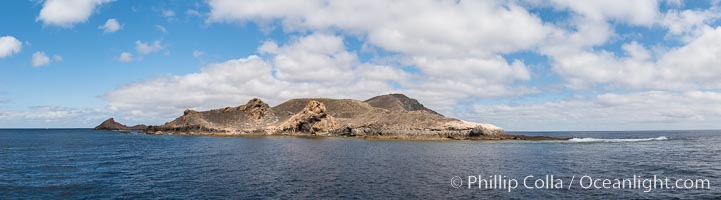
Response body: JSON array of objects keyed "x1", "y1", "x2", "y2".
[{"x1": 98, "y1": 94, "x2": 562, "y2": 140}]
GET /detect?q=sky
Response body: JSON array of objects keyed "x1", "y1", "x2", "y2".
[{"x1": 2, "y1": 0, "x2": 721, "y2": 131}]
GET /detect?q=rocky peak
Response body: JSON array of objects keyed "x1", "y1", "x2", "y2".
[
  {"x1": 238, "y1": 98, "x2": 269, "y2": 111},
  {"x1": 104, "y1": 117, "x2": 117, "y2": 123},
  {"x1": 95, "y1": 118, "x2": 122, "y2": 129},
  {"x1": 364, "y1": 93, "x2": 441, "y2": 116},
  {"x1": 236, "y1": 98, "x2": 271, "y2": 120},
  {"x1": 183, "y1": 109, "x2": 198, "y2": 116}
]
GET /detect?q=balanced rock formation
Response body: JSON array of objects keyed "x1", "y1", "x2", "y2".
[
  {"x1": 98, "y1": 94, "x2": 566, "y2": 140},
  {"x1": 275, "y1": 100, "x2": 341, "y2": 134}
]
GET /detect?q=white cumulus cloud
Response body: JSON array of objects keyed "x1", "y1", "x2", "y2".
[
  {"x1": 192, "y1": 50, "x2": 204, "y2": 58},
  {"x1": 99, "y1": 18, "x2": 122, "y2": 33},
  {"x1": 544, "y1": 0, "x2": 660, "y2": 25},
  {"x1": 155, "y1": 25, "x2": 167, "y2": 33},
  {"x1": 31, "y1": 51, "x2": 62, "y2": 67},
  {"x1": 259, "y1": 34, "x2": 357, "y2": 82},
  {"x1": 546, "y1": 26, "x2": 721, "y2": 90},
  {"x1": 162, "y1": 10, "x2": 175, "y2": 18},
  {"x1": 135, "y1": 40, "x2": 165, "y2": 55},
  {"x1": 116, "y1": 52, "x2": 135, "y2": 63},
  {"x1": 208, "y1": 0, "x2": 553, "y2": 56},
  {"x1": 37, "y1": 0, "x2": 112, "y2": 27},
  {"x1": 659, "y1": 6, "x2": 721, "y2": 41},
  {"x1": 0, "y1": 36, "x2": 22, "y2": 58}
]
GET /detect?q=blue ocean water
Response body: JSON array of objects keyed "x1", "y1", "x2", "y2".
[{"x1": 1, "y1": 129, "x2": 719, "y2": 199}]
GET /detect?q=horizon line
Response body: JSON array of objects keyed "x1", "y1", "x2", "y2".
[{"x1": 1, "y1": 127, "x2": 719, "y2": 133}]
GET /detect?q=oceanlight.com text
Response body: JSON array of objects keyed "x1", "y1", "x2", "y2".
[{"x1": 450, "y1": 175, "x2": 710, "y2": 192}]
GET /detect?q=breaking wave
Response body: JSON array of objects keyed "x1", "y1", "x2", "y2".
[{"x1": 569, "y1": 136, "x2": 669, "y2": 143}]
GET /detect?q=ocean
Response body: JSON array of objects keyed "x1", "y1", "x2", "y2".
[{"x1": 1, "y1": 129, "x2": 719, "y2": 199}]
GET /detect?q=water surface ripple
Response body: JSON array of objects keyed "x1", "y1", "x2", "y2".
[{"x1": 1, "y1": 129, "x2": 719, "y2": 199}]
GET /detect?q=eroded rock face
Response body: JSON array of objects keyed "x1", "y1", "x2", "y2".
[
  {"x1": 144, "y1": 98, "x2": 278, "y2": 134},
  {"x1": 470, "y1": 125, "x2": 505, "y2": 137},
  {"x1": 237, "y1": 98, "x2": 271, "y2": 120},
  {"x1": 275, "y1": 100, "x2": 340, "y2": 134}
]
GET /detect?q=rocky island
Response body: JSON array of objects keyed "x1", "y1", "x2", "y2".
[{"x1": 96, "y1": 94, "x2": 567, "y2": 141}]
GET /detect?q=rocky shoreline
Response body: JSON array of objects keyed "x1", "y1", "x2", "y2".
[{"x1": 96, "y1": 94, "x2": 569, "y2": 141}]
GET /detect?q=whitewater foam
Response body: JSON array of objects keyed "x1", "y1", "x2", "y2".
[{"x1": 569, "y1": 136, "x2": 669, "y2": 143}]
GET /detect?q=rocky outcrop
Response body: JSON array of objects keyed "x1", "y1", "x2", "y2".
[
  {"x1": 444, "y1": 120, "x2": 505, "y2": 137},
  {"x1": 233, "y1": 98, "x2": 271, "y2": 120},
  {"x1": 274, "y1": 100, "x2": 341, "y2": 134},
  {"x1": 94, "y1": 118, "x2": 146, "y2": 130},
  {"x1": 97, "y1": 94, "x2": 567, "y2": 140},
  {"x1": 143, "y1": 98, "x2": 279, "y2": 134}
]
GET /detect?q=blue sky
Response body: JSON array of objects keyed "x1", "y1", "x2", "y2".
[
  {"x1": 2, "y1": 0, "x2": 251, "y2": 107},
  {"x1": 2, "y1": 0, "x2": 721, "y2": 131}
]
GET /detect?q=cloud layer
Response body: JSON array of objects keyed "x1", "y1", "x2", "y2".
[
  {"x1": 469, "y1": 91, "x2": 721, "y2": 131},
  {"x1": 105, "y1": 34, "x2": 403, "y2": 120},
  {"x1": 94, "y1": 1, "x2": 721, "y2": 130},
  {"x1": 0, "y1": 106, "x2": 107, "y2": 128}
]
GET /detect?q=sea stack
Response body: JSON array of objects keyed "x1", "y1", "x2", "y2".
[{"x1": 94, "y1": 118, "x2": 147, "y2": 130}]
